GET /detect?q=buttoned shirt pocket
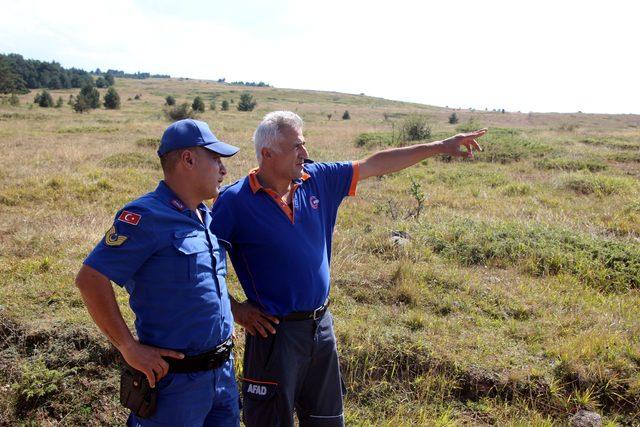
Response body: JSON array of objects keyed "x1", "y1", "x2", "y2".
[{"x1": 173, "y1": 230, "x2": 212, "y2": 280}]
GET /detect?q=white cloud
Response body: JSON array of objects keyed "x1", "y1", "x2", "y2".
[{"x1": 1, "y1": 0, "x2": 638, "y2": 113}]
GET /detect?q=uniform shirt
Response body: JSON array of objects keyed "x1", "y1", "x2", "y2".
[
  {"x1": 210, "y1": 162, "x2": 358, "y2": 317},
  {"x1": 84, "y1": 181, "x2": 233, "y2": 356}
]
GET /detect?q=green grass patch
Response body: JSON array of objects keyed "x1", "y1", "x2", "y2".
[
  {"x1": 135, "y1": 137, "x2": 160, "y2": 148},
  {"x1": 475, "y1": 128, "x2": 554, "y2": 164},
  {"x1": 57, "y1": 126, "x2": 119, "y2": 134},
  {"x1": 609, "y1": 151, "x2": 640, "y2": 163},
  {"x1": 420, "y1": 219, "x2": 640, "y2": 292},
  {"x1": 535, "y1": 157, "x2": 607, "y2": 172},
  {"x1": 560, "y1": 173, "x2": 634, "y2": 196},
  {"x1": 355, "y1": 132, "x2": 396, "y2": 148},
  {"x1": 100, "y1": 153, "x2": 160, "y2": 170}
]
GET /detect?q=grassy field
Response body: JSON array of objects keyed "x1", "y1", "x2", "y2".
[{"x1": 1, "y1": 78, "x2": 639, "y2": 426}]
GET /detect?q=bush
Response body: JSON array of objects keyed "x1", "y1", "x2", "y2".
[
  {"x1": 342, "y1": 110, "x2": 351, "y2": 120},
  {"x1": 221, "y1": 100, "x2": 229, "y2": 111},
  {"x1": 210, "y1": 100, "x2": 216, "y2": 111},
  {"x1": 36, "y1": 90, "x2": 53, "y2": 107},
  {"x1": 164, "y1": 103, "x2": 196, "y2": 121},
  {"x1": 95, "y1": 76, "x2": 107, "y2": 88},
  {"x1": 104, "y1": 73, "x2": 115, "y2": 86},
  {"x1": 103, "y1": 87, "x2": 121, "y2": 109},
  {"x1": 400, "y1": 115, "x2": 431, "y2": 142},
  {"x1": 165, "y1": 95, "x2": 175, "y2": 106},
  {"x1": 79, "y1": 83, "x2": 100, "y2": 109},
  {"x1": 192, "y1": 96, "x2": 205, "y2": 112},
  {"x1": 55, "y1": 96, "x2": 63, "y2": 108},
  {"x1": 448, "y1": 112, "x2": 459, "y2": 124},
  {"x1": 73, "y1": 95, "x2": 90, "y2": 113},
  {"x1": 237, "y1": 92, "x2": 256, "y2": 111},
  {"x1": 9, "y1": 93, "x2": 19, "y2": 106}
]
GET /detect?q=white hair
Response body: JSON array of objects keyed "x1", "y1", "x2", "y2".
[{"x1": 253, "y1": 111, "x2": 303, "y2": 164}]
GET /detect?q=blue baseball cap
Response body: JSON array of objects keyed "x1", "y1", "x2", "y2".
[{"x1": 158, "y1": 119, "x2": 240, "y2": 157}]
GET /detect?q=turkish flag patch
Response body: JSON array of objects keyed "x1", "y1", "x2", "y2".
[{"x1": 118, "y1": 210, "x2": 141, "y2": 226}]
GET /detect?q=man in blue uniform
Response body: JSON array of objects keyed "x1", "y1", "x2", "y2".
[
  {"x1": 210, "y1": 111, "x2": 486, "y2": 426},
  {"x1": 76, "y1": 119, "x2": 241, "y2": 426}
]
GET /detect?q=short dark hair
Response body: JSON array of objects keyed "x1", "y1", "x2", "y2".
[{"x1": 160, "y1": 148, "x2": 189, "y2": 173}]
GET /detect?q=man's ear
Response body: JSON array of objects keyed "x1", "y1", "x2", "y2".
[
  {"x1": 181, "y1": 149, "x2": 196, "y2": 168},
  {"x1": 261, "y1": 147, "x2": 271, "y2": 160}
]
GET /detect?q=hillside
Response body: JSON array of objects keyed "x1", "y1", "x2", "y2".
[{"x1": 1, "y1": 77, "x2": 639, "y2": 425}]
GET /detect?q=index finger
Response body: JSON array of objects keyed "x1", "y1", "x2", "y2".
[
  {"x1": 468, "y1": 128, "x2": 488, "y2": 137},
  {"x1": 159, "y1": 349, "x2": 185, "y2": 359}
]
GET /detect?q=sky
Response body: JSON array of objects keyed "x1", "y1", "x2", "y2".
[{"x1": 1, "y1": 0, "x2": 639, "y2": 114}]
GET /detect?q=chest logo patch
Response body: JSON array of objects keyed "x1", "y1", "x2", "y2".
[
  {"x1": 104, "y1": 226, "x2": 128, "y2": 247},
  {"x1": 118, "y1": 210, "x2": 141, "y2": 225},
  {"x1": 309, "y1": 196, "x2": 320, "y2": 209}
]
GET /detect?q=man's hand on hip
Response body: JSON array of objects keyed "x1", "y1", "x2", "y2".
[
  {"x1": 120, "y1": 341, "x2": 184, "y2": 388},
  {"x1": 231, "y1": 300, "x2": 279, "y2": 337}
]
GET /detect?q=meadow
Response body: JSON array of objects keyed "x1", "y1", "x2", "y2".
[{"x1": 0, "y1": 78, "x2": 639, "y2": 426}]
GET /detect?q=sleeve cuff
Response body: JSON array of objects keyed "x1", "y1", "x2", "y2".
[{"x1": 348, "y1": 161, "x2": 360, "y2": 197}]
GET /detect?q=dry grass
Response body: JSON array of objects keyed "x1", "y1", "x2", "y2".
[{"x1": 1, "y1": 78, "x2": 639, "y2": 425}]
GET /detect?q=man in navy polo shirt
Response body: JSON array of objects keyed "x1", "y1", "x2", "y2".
[
  {"x1": 76, "y1": 119, "x2": 241, "y2": 426},
  {"x1": 210, "y1": 111, "x2": 486, "y2": 426}
]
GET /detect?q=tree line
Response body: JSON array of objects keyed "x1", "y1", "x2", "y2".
[{"x1": 0, "y1": 53, "x2": 94, "y2": 93}]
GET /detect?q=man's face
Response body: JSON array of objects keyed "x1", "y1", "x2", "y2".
[
  {"x1": 193, "y1": 148, "x2": 227, "y2": 199},
  {"x1": 270, "y1": 126, "x2": 309, "y2": 180}
]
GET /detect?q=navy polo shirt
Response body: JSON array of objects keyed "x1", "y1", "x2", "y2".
[
  {"x1": 210, "y1": 162, "x2": 358, "y2": 317},
  {"x1": 84, "y1": 181, "x2": 233, "y2": 355}
]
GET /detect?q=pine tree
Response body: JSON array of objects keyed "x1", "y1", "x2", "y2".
[
  {"x1": 192, "y1": 96, "x2": 205, "y2": 112},
  {"x1": 103, "y1": 87, "x2": 121, "y2": 109},
  {"x1": 237, "y1": 93, "x2": 257, "y2": 111}
]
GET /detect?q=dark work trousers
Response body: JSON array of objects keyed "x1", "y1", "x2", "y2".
[{"x1": 241, "y1": 310, "x2": 345, "y2": 427}]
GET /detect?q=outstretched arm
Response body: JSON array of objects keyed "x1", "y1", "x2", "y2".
[
  {"x1": 75, "y1": 265, "x2": 184, "y2": 387},
  {"x1": 358, "y1": 129, "x2": 487, "y2": 180}
]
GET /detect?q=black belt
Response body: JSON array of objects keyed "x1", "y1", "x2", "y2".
[
  {"x1": 165, "y1": 337, "x2": 233, "y2": 373},
  {"x1": 282, "y1": 300, "x2": 329, "y2": 321}
]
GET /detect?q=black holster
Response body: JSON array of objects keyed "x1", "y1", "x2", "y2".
[{"x1": 120, "y1": 364, "x2": 157, "y2": 419}]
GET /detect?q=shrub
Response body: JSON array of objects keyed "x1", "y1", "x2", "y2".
[
  {"x1": 237, "y1": 92, "x2": 257, "y2": 111},
  {"x1": 448, "y1": 112, "x2": 459, "y2": 124},
  {"x1": 103, "y1": 87, "x2": 120, "y2": 109},
  {"x1": 134, "y1": 94, "x2": 141, "y2": 100},
  {"x1": 104, "y1": 73, "x2": 115, "y2": 86},
  {"x1": 72, "y1": 95, "x2": 90, "y2": 113},
  {"x1": 210, "y1": 100, "x2": 216, "y2": 111},
  {"x1": 342, "y1": 110, "x2": 351, "y2": 120},
  {"x1": 36, "y1": 90, "x2": 53, "y2": 107},
  {"x1": 165, "y1": 95, "x2": 175, "y2": 106},
  {"x1": 55, "y1": 96, "x2": 63, "y2": 108},
  {"x1": 9, "y1": 93, "x2": 19, "y2": 106},
  {"x1": 95, "y1": 76, "x2": 107, "y2": 88},
  {"x1": 400, "y1": 115, "x2": 431, "y2": 142},
  {"x1": 79, "y1": 83, "x2": 100, "y2": 108},
  {"x1": 192, "y1": 96, "x2": 205, "y2": 112},
  {"x1": 221, "y1": 100, "x2": 229, "y2": 111},
  {"x1": 164, "y1": 103, "x2": 195, "y2": 121}
]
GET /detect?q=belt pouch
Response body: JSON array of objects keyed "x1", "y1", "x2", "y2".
[{"x1": 119, "y1": 364, "x2": 158, "y2": 418}]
